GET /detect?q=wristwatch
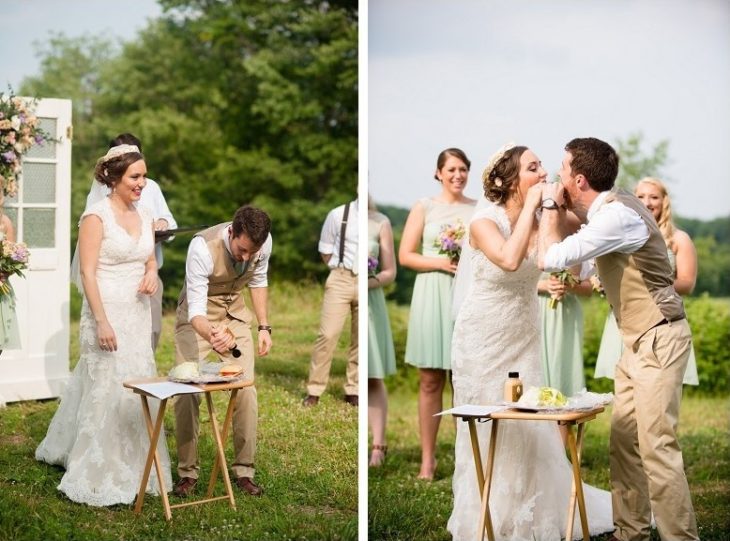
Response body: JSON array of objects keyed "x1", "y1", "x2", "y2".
[
  {"x1": 541, "y1": 198, "x2": 560, "y2": 210},
  {"x1": 258, "y1": 325, "x2": 272, "y2": 335}
]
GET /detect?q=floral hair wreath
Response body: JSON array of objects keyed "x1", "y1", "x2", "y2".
[
  {"x1": 482, "y1": 141, "x2": 517, "y2": 188},
  {"x1": 98, "y1": 144, "x2": 140, "y2": 177}
]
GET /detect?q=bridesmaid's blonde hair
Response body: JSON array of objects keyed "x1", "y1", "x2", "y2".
[{"x1": 635, "y1": 177, "x2": 676, "y2": 250}]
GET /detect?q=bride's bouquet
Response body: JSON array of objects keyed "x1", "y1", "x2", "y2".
[
  {"x1": 0, "y1": 237, "x2": 29, "y2": 297},
  {"x1": 433, "y1": 219, "x2": 466, "y2": 264}
]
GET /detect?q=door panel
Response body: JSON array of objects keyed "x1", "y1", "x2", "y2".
[{"x1": 0, "y1": 98, "x2": 72, "y2": 403}]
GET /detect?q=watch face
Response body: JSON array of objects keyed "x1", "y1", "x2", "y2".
[{"x1": 542, "y1": 198, "x2": 558, "y2": 209}]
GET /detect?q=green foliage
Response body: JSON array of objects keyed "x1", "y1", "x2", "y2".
[
  {"x1": 613, "y1": 132, "x2": 670, "y2": 189},
  {"x1": 20, "y1": 1, "x2": 357, "y2": 306},
  {"x1": 581, "y1": 295, "x2": 730, "y2": 395},
  {"x1": 684, "y1": 295, "x2": 730, "y2": 392},
  {"x1": 379, "y1": 204, "x2": 418, "y2": 305},
  {"x1": 693, "y1": 237, "x2": 730, "y2": 297},
  {"x1": 677, "y1": 215, "x2": 730, "y2": 245}
]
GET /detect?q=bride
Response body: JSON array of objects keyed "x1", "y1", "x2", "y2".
[
  {"x1": 36, "y1": 144, "x2": 171, "y2": 506},
  {"x1": 448, "y1": 144, "x2": 613, "y2": 540}
]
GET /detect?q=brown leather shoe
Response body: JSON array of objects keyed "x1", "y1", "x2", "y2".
[
  {"x1": 344, "y1": 394, "x2": 359, "y2": 407},
  {"x1": 235, "y1": 476, "x2": 263, "y2": 496},
  {"x1": 173, "y1": 476, "x2": 197, "y2": 497},
  {"x1": 302, "y1": 395, "x2": 319, "y2": 407}
]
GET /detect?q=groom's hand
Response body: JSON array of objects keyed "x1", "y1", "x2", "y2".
[
  {"x1": 258, "y1": 331, "x2": 272, "y2": 357},
  {"x1": 209, "y1": 325, "x2": 235, "y2": 354}
]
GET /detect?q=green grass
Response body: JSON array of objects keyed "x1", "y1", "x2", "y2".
[
  {"x1": 0, "y1": 282, "x2": 357, "y2": 541},
  {"x1": 368, "y1": 302, "x2": 730, "y2": 541}
]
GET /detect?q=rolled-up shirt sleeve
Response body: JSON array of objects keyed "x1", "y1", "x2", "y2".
[
  {"x1": 248, "y1": 234, "x2": 272, "y2": 289},
  {"x1": 318, "y1": 209, "x2": 338, "y2": 255},
  {"x1": 543, "y1": 202, "x2": 650, "y2": 274},
  {"x1": 185, "y1": 236, "x2": 213, "y2": 321}
]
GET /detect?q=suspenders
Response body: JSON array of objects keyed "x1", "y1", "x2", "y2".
[{"x1": 337, "y1": 202, "x2": 351, "y2": 268}]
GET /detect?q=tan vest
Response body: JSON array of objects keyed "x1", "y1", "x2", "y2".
[
  {"x1": 595, "y1": 189, "x2": 685, "y2": 347},
  {"x1": 176, "y1": 223, "x2": 262, "y2": 323}
]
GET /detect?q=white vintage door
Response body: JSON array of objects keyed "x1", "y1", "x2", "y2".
[{"x1": 0, "y1": 98, "x2": 72, "y2": 403}]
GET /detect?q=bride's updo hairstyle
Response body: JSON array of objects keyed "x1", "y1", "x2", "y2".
[
  {"x1": 93, "y1": 144, "x2": 144, "y2": 188},
  {"x1": 482, "y1": 144, "x2": 527, "y2": 205},
  {"x1": 434, "y1": 148, "x2": 471, "y2": 181}
]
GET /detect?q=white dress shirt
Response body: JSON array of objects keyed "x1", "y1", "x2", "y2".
[
  {"x1": 543, "y1": 191, "x2": 650, "y2": 279},
  {"x1": 319, "y1": 200, "x2": 358, "y2": 275},
  {"x1": 85, "y1": 177, "x2": 177, "y2": 269},
  {"x1": 185, "y1": 226, "x2": 272, "y2": 321}
]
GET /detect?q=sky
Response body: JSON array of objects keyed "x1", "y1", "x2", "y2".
[
  {"x1": 2, "y1": 1, "x2": 728, "y2": 220},
  {"x1": 368, "y1": 0, "x2": 730, "y2": 220},
  {"x1": 1, "y1": 0, "x2": 162, "y2": 90}
]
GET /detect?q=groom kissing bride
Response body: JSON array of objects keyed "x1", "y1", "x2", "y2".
[{"x1": 449, "y1": 138, "x2": 697, "y2": 541}]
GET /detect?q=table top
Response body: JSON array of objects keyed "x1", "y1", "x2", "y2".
[
  {"x1": 123, "y1": 376, "x2": 254, "y2": 395},
  {"x1": 453, "y1": 406, "x2": 605, "y2": 422}
]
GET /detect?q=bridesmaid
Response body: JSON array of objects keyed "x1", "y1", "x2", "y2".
[
  {"x1": 367, "y1": 196, "x2": 397, "y2": 467},
  {"x1": 0, "y1": 194, "x2": 21, "y2": 355},
  {"x1": 594, "y1": 177, "x2": 699, "y2": 385},
  {"x1": 399, "y1": 148, "x2": 476, "y2": 480},
  {"x1": 537, "y1": 271, "x2": 593, "y2": 397}
]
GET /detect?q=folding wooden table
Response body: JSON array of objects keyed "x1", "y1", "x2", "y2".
[
  {"x1": 451, "y1": 406, "x2": 605, "y2": 541},
  {"x1": 123, "y1": 376, "x2": 254, "y2": 521}
]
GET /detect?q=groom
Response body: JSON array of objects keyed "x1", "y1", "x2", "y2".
[
  {"x1": 538, "y1": 138, "x2": 698, "y2": 541},
  {"x1": 173, "y1": 205, "x2": 273, "y2": 498}
]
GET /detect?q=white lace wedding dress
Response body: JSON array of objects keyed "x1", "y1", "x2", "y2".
[
  {"x1": 36, "y1": 198, "x2": 172, "y2": 506},
  {"x1": 448, "y1": 205, "x2": 613, "y2": 540}
]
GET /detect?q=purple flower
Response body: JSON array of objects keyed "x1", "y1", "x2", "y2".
[
  {"x1": 368, "y1": 256, "x2": 378, "y2": 273},
  {"x1": 2, "y1": 151, "x2": 16, "y2": 163},
  {"x1": 34, "y1": 134, "x2": 45, "y2": 145}
]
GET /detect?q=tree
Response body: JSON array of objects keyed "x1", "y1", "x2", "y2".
[
  {"x1": 19, "y1": 1, "x2": 358, "y2": 305},
  {"x1": 613, "y1": 132, "x2": 670, "y2": 189}
]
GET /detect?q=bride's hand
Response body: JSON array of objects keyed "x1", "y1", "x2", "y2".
[
  {"x1": 525, "y1": 183, "x2": 544, "y2": 212},
  {"x1": 97, "y1": 321, "x2": 118, "y2": 352},
  {"x1": 138, "y1": 271, "x2": 159, "y2": 295}
]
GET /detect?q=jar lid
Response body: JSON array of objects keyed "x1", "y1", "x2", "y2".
[{"x1": 508, "y1": 371, "x2": 519, "y2": 378}]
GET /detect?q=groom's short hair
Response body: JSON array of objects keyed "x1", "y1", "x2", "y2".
[
  {"x1": 232, "y1": 206, "x2": 271, "y2": 247},
  {"x1": 565, "y1": 138, "x2": 619, "y2": 192}
]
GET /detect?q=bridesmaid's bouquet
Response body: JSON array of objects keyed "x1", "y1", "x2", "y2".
[
  {"x1": 548, "y1": 269, "x2": 579, "y2": 309},
  {"x1": 433, "y1": 219, "x2": 466, "y2": 264},
  {"x1": 367, "y1": 255, "x2": 379, "y2": 276},
  {"x1": 0, "y1": 237, "x2": 30, "y2": 297}
]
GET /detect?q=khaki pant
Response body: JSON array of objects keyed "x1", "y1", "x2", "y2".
[
  {"x1": 151, "y1": 276, "x2": 163, "y2": 351},
  {"x1": 174, "y1": 311, "x2": 257, "y2": 479},
  {"x1": 306, "y1": 268, "x2": 358, "y2": 396},
  {"x1": 610, "y1": 319, "x2": 698, "y2": 541}
]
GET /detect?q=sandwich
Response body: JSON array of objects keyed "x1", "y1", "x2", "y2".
[{"x1": 219, "y1": 364, "x2": 243, "y2": 377}]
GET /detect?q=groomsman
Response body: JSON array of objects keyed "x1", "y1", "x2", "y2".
[
  {"x1": 302, "y1": 199, "x2": 359, "y2": 407},
  {"x1": 538, "y1": 138, "x2": 698, "y2": 541},
  {"x1": 173, "y1": 205, "x2": 272, "y2": 498}
]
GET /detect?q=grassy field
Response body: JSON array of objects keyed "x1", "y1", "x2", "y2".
[
  {"x1": 368, "y1": 302, "x2": 730, "y2": 541},
  {"x1": 0, "y1": 282, "x2": 357, "y2": 541}
]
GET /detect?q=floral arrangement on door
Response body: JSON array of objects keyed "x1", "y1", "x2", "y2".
[{"x1": 0, "y1": 88, "x2": 54, "y2": 198}]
